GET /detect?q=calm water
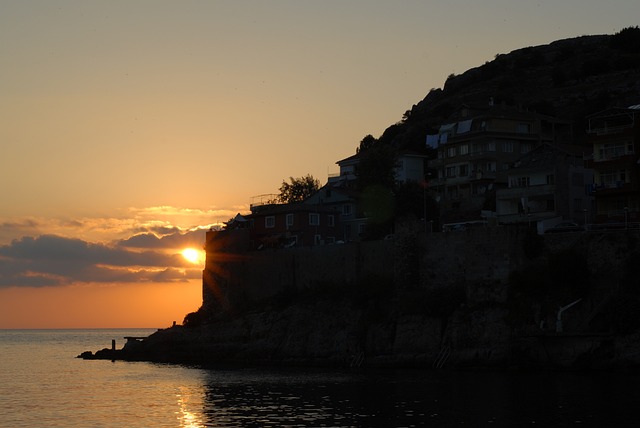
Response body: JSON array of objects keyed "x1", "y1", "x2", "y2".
[{"x1": 1, "y1": 329, "x2": 640, "y2": 427}]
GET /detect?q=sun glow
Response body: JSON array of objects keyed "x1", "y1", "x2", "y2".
[{"x1": 181, "y1": 248, "x2": 201, "y2": 264}]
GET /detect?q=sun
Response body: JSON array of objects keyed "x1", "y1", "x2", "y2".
[{"x1": 181, "y1": 248, "x2": 201, "y2": 264}]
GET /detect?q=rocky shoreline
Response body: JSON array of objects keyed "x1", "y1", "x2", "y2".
[{"x1": 78, "y1": 301, "x2": 640, "y2": 371}]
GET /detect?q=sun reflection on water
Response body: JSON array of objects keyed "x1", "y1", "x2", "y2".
[{"x1": 176, "y1": 387, "x2": 204, "y2": 428}]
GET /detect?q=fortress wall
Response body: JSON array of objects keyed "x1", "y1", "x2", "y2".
[
  {"x1": 203, "y1": 226, "x2": 531, "y2": 313},
  {"x1": 203, "y1": 226, "x2": 639, "y2": 315}
]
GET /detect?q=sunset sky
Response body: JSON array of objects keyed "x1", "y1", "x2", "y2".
[{"x1": 1, "y1": 0, "x2": 638, "y2": 328}]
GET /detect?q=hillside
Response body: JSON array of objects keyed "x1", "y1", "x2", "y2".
[{"x1": 373, "y1": 28, "x2": 640, "y2": 152}]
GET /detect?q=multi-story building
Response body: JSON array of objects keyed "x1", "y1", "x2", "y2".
[
  {"x1": 426, "y1": 103, "x2": 572, "y2": 223},
  {"x1": 586, "y1": 106, "x2": 640, "y2": 225},
  {"x1": 335, "y1": 150, "x2": 429, "y2": 185},
  {"x1": 496, "y1": 143, "x2": 593, "y2": 230}
]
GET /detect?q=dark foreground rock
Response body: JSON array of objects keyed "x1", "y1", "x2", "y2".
[{"x1": 78, "y1": 300, "x2": 640, "y2": 370}]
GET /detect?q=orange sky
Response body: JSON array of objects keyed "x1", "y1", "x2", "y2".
[
  {"x1": 0, "y1": 280, "x2": 202, "y2": 329},
  {"x1": 1, "y1": 1, "x2": 638, "y2": 328}
]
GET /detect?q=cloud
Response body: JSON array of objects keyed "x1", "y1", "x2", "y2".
[
  {"x1": 0, "y1": 204, "x2": 243, "y2": 288},
  {"x1": 0, "y1": 234, "x2": 202, "y2": 288},
  {"x1": 117, "y1": 229, "x2": 206, "y2": 250},
  {"x1": 0, "y1": 205, "x2": 241, "y2": 246}
]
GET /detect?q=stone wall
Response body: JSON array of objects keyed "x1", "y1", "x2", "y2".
[
  {"x1": 203, "y1": 226, "x2": 639, "y2": 320},
  {"x1": 202, "y1": 225, "x2": 531, "y2": 315}
]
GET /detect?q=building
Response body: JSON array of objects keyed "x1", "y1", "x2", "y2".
[
  {"x1": 427, "y1": 103, "x2": 572, "y2": 223},
  {"x1": 335, "y1": 150, "x2": 429, "y2": 186},
  {"x1": 330, "y1": 150, "x2": 430, "y2": 239},
  {"x1": 496, "y1": 143, "x2": 593, "y2": 230},
  {"x1": 586, "y1": 106, "x2": 640, "y2": 225},
  {"x1": 245, "y1": 201, "x2": 340, "y2": 248},
  {"x1": 303, "y1": 185, "x2": 363, "y2": 242}
]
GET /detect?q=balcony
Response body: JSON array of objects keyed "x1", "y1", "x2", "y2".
[
  {"x1": 249, "y1": 194, "x2": 280, "y2": 209},
  {"x1": 590, "y1": 181, "x2": 636, "y2": 195},
  {"x1": 498, "y1": 184, "x2": 556, "y2": 199}
]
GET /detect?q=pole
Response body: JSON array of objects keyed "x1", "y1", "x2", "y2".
[{"x1": 556, "y1": 298, "x2": 582, "y2": 333}]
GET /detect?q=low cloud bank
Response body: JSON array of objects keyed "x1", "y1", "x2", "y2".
[{"x1": 0, "y1": 231, "x2": 207, "y2": 288}]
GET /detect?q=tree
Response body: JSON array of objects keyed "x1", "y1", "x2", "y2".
[
  {"x1": 356, "y1": 134, "x2": 377, "y2": 153},
  {"x1": 277, "y1": 174, "x2": 320, "y2": 203},
  {"x1": 355, "y1": 144, "x2": 398, "y2": 191}
]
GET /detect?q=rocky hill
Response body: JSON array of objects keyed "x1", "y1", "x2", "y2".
[
  {"x1": 375, "y1": 28, "x2": 640, "y2": 152},
  {"x1": 80, "y1": 30, "x2": 640, "y2": 370}
]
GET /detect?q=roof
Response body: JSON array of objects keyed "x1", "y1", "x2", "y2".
[
  {"x1": 511, "y1": 143, "x2": 586, "y2": 171},
  {"x1": 336, "y1": 152, "x2": 361, "y2": 165},
  {"x1": 586, "y1": 106, "x2": 640, "y2": 119},
  {"x1": 247, "y1": 202, "x2": 339, "y2": 217}
]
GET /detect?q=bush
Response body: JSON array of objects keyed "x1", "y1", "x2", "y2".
[
  {"x1": 548, "y1": 248, "x2": 591, "y2": 297},
  {"x1": 611, "y1": 26, "x2": 640, "y2": 53},
  {"x1": 423, "y1": 285, "x2": 466, "y2": 319},
  {"x1": 522, "y1": 229, "x2": 545, "y2": 259},
  {"x1": 183, "y1": 308, "x2": 205, "y2": 327},
  {"x1": 604, "y1": 294, "x2": 640, "y2": 334}
]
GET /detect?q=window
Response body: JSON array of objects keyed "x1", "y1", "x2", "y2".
[
  {"x1": 286, "y1": 213, "x2": 294, "y2": 227},
  {"x1": 265, "y1": 216, "x2": 275, "y2": 228},
  {"x1": 309, "y1": 213, "x2": 320, "y2": 226},
  {"x1": 599, "y1": 170, "x2": 616, "y2": 186},
  {"x1": 503, "y1": 142, "x2": 514, "y2": 153},
  {"x1": 599, "y1": 169, "x2": 627, "y2": 187},
  {"x1": 512, "y1": 176, "x2": 530, "y2": 187},
  {"x1": 459, "y1": 165, "x2": 468, "y2": 177},
  {"x1": 459, "y1": 145, "x2": 469, "y2": 155},
  {"x1": 487, "y1": 142, "x2": 496, "y2": 151},
  {"x1": 314, "y1": 235, "x2": 322, "y2": 245},
  {"x1": 521, "y1": 143, "x2": 532, "y2": 153},
  {"x1": 446, "y1": 166, "x2": 456, "y2": 177},
  {"x1": 598, "y1": 141, "x2": 633, "y2": 160},
  {"x1": 328, "y1": 215, "x2": 335, "y2": 227},
  {"x1": 517, "y1": 123, "x2": 531, "y2": 133},
  {"x1": 573, "y1": 198, "x2": 583, "y2": 211},
  {"x1": 546, "y1": 174, "x2": 555, "y2": 185},
  {"x1": 447, "y1": 147, "x2": 456, "y2": 157},
  {"x1": 342, "y1": 204, "x2": 352, "y2": 216}
]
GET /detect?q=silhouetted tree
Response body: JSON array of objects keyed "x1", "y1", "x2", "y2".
[
  {"x1": 277, "y1": 174, "x2": 320, "y2": 203},
  {"x1": 355, "y1": 144, "x2": 398, "y2": 191},
  {"x1": 611, "y1": 26, "x2": 640, "y2": 53},
  {"x1": 357, "y1": 134, "x2": 377, "y2": 153}
]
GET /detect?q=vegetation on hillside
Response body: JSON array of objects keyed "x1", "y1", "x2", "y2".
[
  {"x1": 355, "y1": 28, "x2": 640, "y2": 154},
  {"x1": 276, "y1": 174, "x2": 320, "y2": 203}
]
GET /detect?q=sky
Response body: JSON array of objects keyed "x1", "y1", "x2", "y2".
[{"x1": 1, "y1": 0, "x2": 638, "y2": 328}]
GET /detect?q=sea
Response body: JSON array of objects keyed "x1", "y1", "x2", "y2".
[{"x1": 1, "y1": 329, "x2": 640, "y2": 427}]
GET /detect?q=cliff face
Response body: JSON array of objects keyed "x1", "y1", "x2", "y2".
[{"x1": 84, "y1": 228, "x2": 640, "y2": 370}]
